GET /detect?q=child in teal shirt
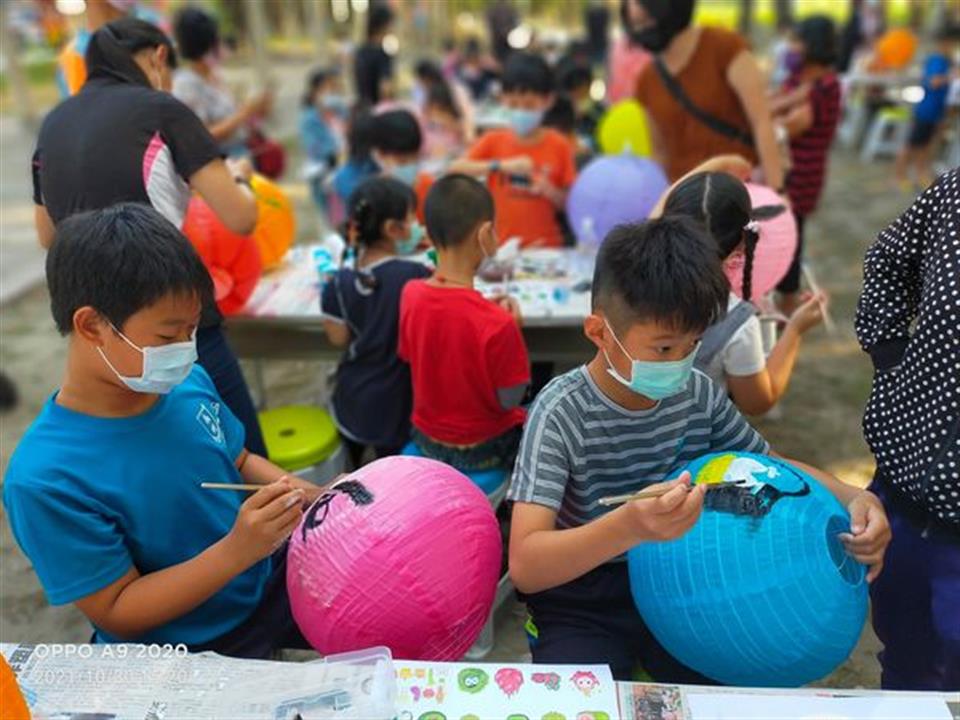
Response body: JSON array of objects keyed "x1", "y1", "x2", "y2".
[{"x1": 3, "y1": 204, "x2": 321, "y2": 656}]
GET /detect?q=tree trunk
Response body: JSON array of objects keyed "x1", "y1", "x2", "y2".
[
  {"x1": 1, "y1": 6, "x2": 36, "y2": 130},
  {"x1": 305, "y1": 0, "x2": 329, "y2": 58},
  {"x1": 247, "y1": 0, "x2": 272, "y2": 88},
  {"x1": 774, "y1": 0, "x2": 792, "y2": 32},
  {"x1": 738, "y1": 0, "x2": 754, "y2": 40}
]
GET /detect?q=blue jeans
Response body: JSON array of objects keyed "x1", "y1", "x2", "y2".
[
  {"x1": 197, "y1": 324, "x2": 267, "y2": 457},
  {"x1": 870, "y1": 480, "x2": 960, "y2": 690}
]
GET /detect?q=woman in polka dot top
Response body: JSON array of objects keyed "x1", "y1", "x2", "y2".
[{"x1": 855, "y1": 168, "x2": 959, "y2": 691}]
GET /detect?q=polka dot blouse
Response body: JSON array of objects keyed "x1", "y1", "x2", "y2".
[{"x1": 856, "y1": 169, "x2": 959, "y2": 528}]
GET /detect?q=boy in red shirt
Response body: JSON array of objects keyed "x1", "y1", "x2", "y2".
[
  {"x1": 449, "y1": 53, "x2": 576, "y2": 248},
  {"x1": 399, "y1": 175, "x2": 531, "y2": 470}
]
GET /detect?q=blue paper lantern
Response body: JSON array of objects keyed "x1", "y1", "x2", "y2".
[
  {"x1": 566, "y1": 154, "x2": 668, "y2": 246},
  {"x1": 627, "y1": 452, "x2": 868, "y2": 687}
]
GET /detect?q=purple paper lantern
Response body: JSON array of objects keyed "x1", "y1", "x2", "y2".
[{"x1": 567, "y1": 155, "x2": 669, "y2": 246}]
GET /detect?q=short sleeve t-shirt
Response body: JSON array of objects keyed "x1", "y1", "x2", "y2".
[
  {"x1": 915, "y1": 53, "x2": 952, "y2": 124},
  {"x1": 354, "y1": 43, "x2": 394, "y2": 106},
  {"x1": 703, "y1": 295, "x2": 766, "y2": 391},
  {"x1": 508, "y1": 367, "x2": 769, "y2": 535},
  {"x1": 32, "y1": 75, "x2": 223, "y2": 326},
  {"x1": 33, "y1": 76, "x2": 220, "y2": 229},
  {"x1": 635, "y1": 27, "x2": 756, "y2": 181},
  {"x1": 321, "y1": 257, "x2": 431, "y2": 448},
  {"x1": 399, "y1": 281, "x2": 530, "y2": 445},
  {"x1": 172, "y1": 68, "x2": 245, "y2": 150},
  {"x1": 466, "y1": 128, "x2": 577, "y2": 248},
  {"x1": 2, "y1": 366, "x2": 270, "y2": 645}
]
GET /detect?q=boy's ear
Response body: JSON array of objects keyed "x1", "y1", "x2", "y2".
[
  {"x1": 583, "y1": 313, "x2": 608, "y2": 351},
  {"x1": 73, "y1": 307, "x2": 109, "y2": 346},
  {"x1": 480, "y1": 220, "x2": 496, "y2": 245}
]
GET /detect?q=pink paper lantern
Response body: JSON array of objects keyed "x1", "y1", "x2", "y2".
[
  {"x1": 287, "y1": 456, "x2": 502, "y2": 660},
  {"x1": 728, "y1": 184, "x2": 798, "y2": 299}
]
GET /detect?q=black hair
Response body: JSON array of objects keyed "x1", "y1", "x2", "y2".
[
  {"x1": 463, "y1": 37, "x2": 483, "y2": 60},
  {"x1": 174, "y1": 7, "x2": 219, "y2": 62},
  {"x1": 47, "y1": 204, "x2": 212, "y2": 336},
  {"x1": 501, "y1": 52, "x2": 554, "y2": 95},
  {"x1": 302, "y1": 66, "x2": 336, "y2": 108},
  {"x1": 663, "y1": 172, "x2": 785, "y2": 302},
  {"x1": 86, "y1": 18, "x2": 176, "y2": 87},
  {"x1": 795, "y1": 15, "x2": 837, "y2": 67},
  {"x1": 346, "y1": 105, "x2": 376, "y2": 162},
  {"x1": 621, "y1": 0, "x2": 696, "y2": 46},
  {"x1": 371, "y1": 109, "x2": 423, "y2": 155},
  {"x1": 416, "y1": 59, "x2": 462, "y2": 119},
  {"x1": 414, "y1": 59, "x2": 445, "y2": 86},
  {"x1": 542, "y1": 95, "x2": 576, "y2": 135},
  {"x1": 347, "y1": 176, "x2": 416, "y2": 249},
  {"x1": 426, "y1": 83, "x2": 462, "y2": 120},
  {"x1": 424, "y1": 174, "x2": 494, "y2": 249},
  {"x1": 558, "y1": 58, "x2": 593, "y2": 92},
  {"x1": 592, "y1": 217, "x2": 729, "y2": 334},
  {"x1": 367, "y1": 3, "x2": 394, "y2": 40}
]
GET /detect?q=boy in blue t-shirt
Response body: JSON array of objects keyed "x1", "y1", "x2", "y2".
[
  {"x1": 895, "y1": 28, "x2": 957, "y2": 190},
  {"x1": 3, "y1": 204, "x2": 323, "y2": 656},
  {"x1": 507, "y1": 217, "x2": 892, "y2": 681}
]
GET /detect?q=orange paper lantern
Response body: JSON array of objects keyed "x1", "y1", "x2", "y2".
[
  {"x1": 874, "y1": 29, "x2": 918, "y2": 71},
  {"x1": 182, "y1": 197, "x2": 263, "y2": 316},
  {"x1": 0, "y1": 656, "x2": 30, "y2": 720},
  {"x1": 250, "y1": 175, "x2": 296, "y2": 269}
]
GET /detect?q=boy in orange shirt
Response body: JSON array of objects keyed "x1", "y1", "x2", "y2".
[{"x1": 450, "y1": 53, "x2": 576, "y2": 248}]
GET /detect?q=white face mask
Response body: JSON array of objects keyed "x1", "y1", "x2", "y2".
[{"x1": 98, "y1": 325, "x2": 198, "y2": 395}]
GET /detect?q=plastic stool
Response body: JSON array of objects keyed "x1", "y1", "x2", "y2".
[
  {"x1": 400, "y1": 441, "x2": 508, "y2": 500},
  {"x1": 259, "y1": 405, "x2": 344, "y2": 485},
  {"x1": 860, "y1": 105, "x2": 912, "y2": 162}
]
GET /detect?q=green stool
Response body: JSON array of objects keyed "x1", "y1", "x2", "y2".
[{"x1": 258, "y1": 405, "x2": 344, "y2": 484}]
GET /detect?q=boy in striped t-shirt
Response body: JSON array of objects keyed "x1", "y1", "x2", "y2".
[{"x1": 507, "y1": 217, "x2": 890, "y2": 681}]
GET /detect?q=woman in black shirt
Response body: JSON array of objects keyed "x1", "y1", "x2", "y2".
[{"x1": 32, "y1": 18, "x2": 267, "y2": 455}]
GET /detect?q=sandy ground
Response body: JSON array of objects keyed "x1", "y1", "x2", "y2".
[{"x1": 0, "y1": 123, "x2": 922, "y2": 684}]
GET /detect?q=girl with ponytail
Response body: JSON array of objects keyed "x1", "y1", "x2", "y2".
[
  {"x1": 661, "y1": 167, "x2": 826, "y2": 415},
  {"x1": 320, "y1": 177, "x2": 431, "y2": 468}
]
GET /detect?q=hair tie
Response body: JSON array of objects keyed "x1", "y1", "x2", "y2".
[{"x1": 744, "y1": 220, "x2": 761, "y2": 234}]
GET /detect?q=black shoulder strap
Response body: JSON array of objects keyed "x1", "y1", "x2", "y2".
[{"x1": 653, "y1": 56, "x2": 754, "y2": 148}]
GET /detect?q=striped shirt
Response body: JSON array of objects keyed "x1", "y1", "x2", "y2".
[
  {"x1": 508, "y1": 366, "x2": 769, "y2": 532},
  {"x1": 785, "y1": 72, "x2": 841, "y2": 217}
]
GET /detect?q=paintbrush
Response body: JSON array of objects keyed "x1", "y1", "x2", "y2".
[
  {"x1": 200, "y1": 483, "x2": 265, "y2": 492},
  {"x1": 200, "y1": 474, "x2": 349, "y2": 493},
  {"x1": 801, "y1": 263, "x2": 835, "y2": 335},
  {"x1": 598, "y1": 479, "x2": 750, "y2": 507}
]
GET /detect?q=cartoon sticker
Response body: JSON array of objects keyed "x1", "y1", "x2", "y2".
[
  {"x1": 531, "y1": 672, "x2": 561, "y2": 691},
  {"x1": 570, "y1": 671, "x2": 601, "y2": 697},
  {"x1": 495, "y1": 668, "x2": 524, "y2": 698},
  {"x1": 457, "y1": 668, "x2": 490, "y2": 694}
]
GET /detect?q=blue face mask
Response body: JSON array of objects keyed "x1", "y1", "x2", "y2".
[
  {"x1": 395, "y1": 220, "x2": 424, "y2": 256},
  {"x1": 319, "y1": 94, "x2": 347, "y2": 112},
  {"x1": 390, "y1": 162, "x2": 420, "y2": 186},
  {"x1": 98, "y1": 325, "x2": 197, "y2": 395},
  {"x1": 603, "y1": 319, "x2": 700, "y2": 400},
  {"x1": 506, "y1": 107, "x2": 543, "y2": 137}
]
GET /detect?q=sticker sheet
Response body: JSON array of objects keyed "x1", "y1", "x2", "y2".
[{"x1": 394, "y1": 661, "x2": 618, "y2": 720}]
